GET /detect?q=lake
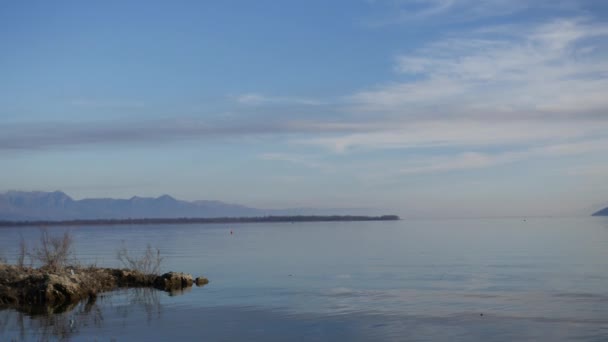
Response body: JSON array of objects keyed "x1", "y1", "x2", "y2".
[{"x1": 1, "y1": 217, "x2": 607, "y2": 341}]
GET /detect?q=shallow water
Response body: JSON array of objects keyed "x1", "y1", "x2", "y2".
[{"x1": 1, "y1": 217, "x2": 607, "y2": 341}]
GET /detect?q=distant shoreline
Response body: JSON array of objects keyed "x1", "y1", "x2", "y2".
[{"x1": 0, "y1": 215, "x2": 400, "y2": 227}]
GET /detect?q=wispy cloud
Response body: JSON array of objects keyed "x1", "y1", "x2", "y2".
[
  {"x1": 291, "y1": 16, "x2": 608, "y2": 175},
  {"x1": 294, "y1": 17, "x2": 608, "y2": 157},
  {"x1": 0, "y1": 119, "x2": 271, "y2": 151},
  {"x1": 396, "y1": 139, "x2": 608, "y2": 174},
  {"x1": 258, "y1": 153, "x2": 330, "y2": 171},
  {"x1": 4, "y1": 16, "x2": 608, "y2": 180},
  {"x1": 298, "y1": 120, "x2": 608, "y2": 153},
  {"x1": 353, "y1": 18, "x2": 608, "y2": 118},
  {"x1": 235, "y1": 93, "x2": 324, "y2": 106},
  {"x1": 365, "y1": 0, "x2": 581, "y2": 25},
  {"x1": 0, "y1": 118, "x2": 372, "y2": 151}
]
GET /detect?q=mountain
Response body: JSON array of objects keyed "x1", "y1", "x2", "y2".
[
  {"x1": 0, "y1": 191, "x2": 370, "y2": 221},
  {"x1": 0, "y1": 191, "x2": 273, "y2": 221},
  {"x1": 592, "y1": 207, "x2": 608, "y2": 216}
]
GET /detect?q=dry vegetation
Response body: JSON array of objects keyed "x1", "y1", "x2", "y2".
[
  {"x1": 116, "y1": 243, "x2": 163, "y2": 280},
  {"x1": 0, "y1": 229, "x2": 203, "y2": 312},
  {"x1": 31, "y1": 230, "x2": 74, "y2": 272},
  {"x1": 17, "y1": 237, "x2": 27, "y2": 269}
]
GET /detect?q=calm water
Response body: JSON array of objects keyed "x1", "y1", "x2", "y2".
[{"x1": 1, "y1": 217, "x2": 608, "y2": 341}]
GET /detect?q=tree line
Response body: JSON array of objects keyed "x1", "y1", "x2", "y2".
[{"x1": 0, "y1": 215, "x2": 400, "y2": 227}]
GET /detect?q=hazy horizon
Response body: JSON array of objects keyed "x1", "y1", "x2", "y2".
[
  {"x1": 0, "y1": 189, "x2": 604, "y2": 220},
  {"x1": 2, "y1": 1, "x2": 608, "y2": 218}
]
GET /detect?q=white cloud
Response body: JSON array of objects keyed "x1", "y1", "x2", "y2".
[
  {"x1": 366, "y1": 0, "x2": 581, "y2": 23},
  {"x1": 296, "y1": 18, "x2": 608, "y2": 158},
  {"x1": 258, "y1": 153, "x2": 330, "y2": 171},
  {"x1": 299, "y1": 120, "x2": 608, "y2": 153},
  {"x1": 236, "y1": 93, "x2": 324, "y2": 106},
  {"x1": 289, "y1": 17, "x2": 608, "y2": 176},
  {"x1": 353, "y1": 18, "x2": 608, "y2": 118},
  {"x1": 396, "y1": 139, "x2": 608, "y2": 174}
]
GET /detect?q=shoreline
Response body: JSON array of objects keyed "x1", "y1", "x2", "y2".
[{"x1": 0, "y1": 215, "x2": 400, "y2": 228}]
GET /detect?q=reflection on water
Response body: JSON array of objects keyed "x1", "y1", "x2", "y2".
[
  {"x1": 0, "y1": 287, "x2": 187, "y2": 341},
  {"x1": 113, "y1": 288, "x2": 163, "y2": 325},
  {"x1": 0, "y1": 297, "x2": 103, "y2": 341}
]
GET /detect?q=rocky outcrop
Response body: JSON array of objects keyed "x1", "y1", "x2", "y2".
[
  {"x1": 154, "y1": 272, "x2": 193, "y2": 290},
  {"x1": 195, "y1": 277, "x2": 209, "y2": 286},
  {"x1": 0, "y1": 264, "x2": 203, "y2": 312}
]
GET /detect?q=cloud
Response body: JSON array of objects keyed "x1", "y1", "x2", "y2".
[
  {"x1": 0, "y1": 119, "x2": 268, "y2": 151},
  {"x1": 235, "y1": 93, "x2": 324, "y2": 106},
  {"x1": 396, "y1": 139, "x2": 608, "y2": 174},
  {"x1": 3, "y1": 15, "x2": 607, "y2": 181},
  {"x1": 298, "y1": 120, "x2": 608, "y2": 153},
  {"x1": 365, "y1": 0, "x2": 582, "y2": 25},
  {"x1": 299, "y1": 17, "x2": 608, "y2": 156},
  {"x1": 292, "y1": 17, "x2": 608, "y2": 174},
  {"x1": 0, "y1": 118, "x2": 376, "y2": 152},
  {"x1": 258, "y1": 153, "x2": 330, "y2": 170},
  {"x1": 352, "y1": 18, "x2": 608, "y2": 118}
]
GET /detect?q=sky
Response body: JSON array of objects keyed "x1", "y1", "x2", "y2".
[{"x1": 1, "y1": 0, "x2": 608, "y2": 218}]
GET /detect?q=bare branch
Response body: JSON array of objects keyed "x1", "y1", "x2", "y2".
[
  {"x1": 31, "y1": 229, "x2": 74, "y2": 271},
  {"x1": 116, "y1": 243, "x2": 163, "y2": 280}
]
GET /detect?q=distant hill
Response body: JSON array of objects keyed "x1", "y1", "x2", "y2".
[
  {"x1": 0, "y1": 191, "x2": 372, "y2": 221},
  {"x1": 592, "y1": 207, "x2": 608, "y2": 216}
]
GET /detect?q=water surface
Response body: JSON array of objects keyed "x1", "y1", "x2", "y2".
[{"x1": 1, "y1": 217, "x2": 607, "y2": 341}]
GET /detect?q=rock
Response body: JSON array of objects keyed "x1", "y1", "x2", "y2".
[
  {"x1": 45, "y1": 274, "x2": 84, "y2": 304},
  {"x1": 16, "y1": 273, "x2": 85, "y2": 306},
  {"x1": 195, "y1": 277, "x2": 209, "y2": 286},
  {"x1": 154, "y1": 272, "x2": 193, "y2": 290},
  {"x1": 111, "y1": 269, "x2": 151, "y2": 286}
]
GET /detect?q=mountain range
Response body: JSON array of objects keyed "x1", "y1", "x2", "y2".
[{"x1": 0, "y1": 191, "x2": 370, "y2": 221}]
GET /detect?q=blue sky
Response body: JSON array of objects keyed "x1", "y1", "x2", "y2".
[{"x1": 1, "y1": 0, "x2": 608, "y2": 217}]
